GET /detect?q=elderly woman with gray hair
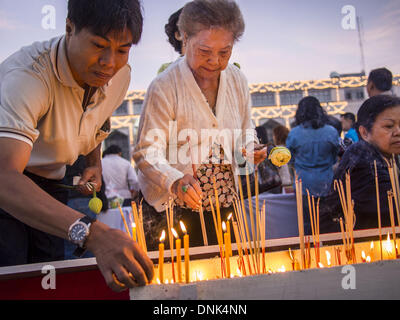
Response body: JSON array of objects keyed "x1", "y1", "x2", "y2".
[{"x1": 133, "y1": 0, "x2": 267, "y2": 249}]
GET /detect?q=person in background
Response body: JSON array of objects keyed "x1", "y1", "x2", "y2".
[
  {"x1": 273, "y1": 125, "x2": 293, "y2": 191},
  {"x1": 340, "y1": 112, "x2": 359, "y2": 143},
  {"x1": 321, "y1": 95, "x2": 400, "y2": 231},
  {"x1": 286, "y1": 97, "x2": 340, "y2": 234},
  {"x1": 102, "y1": 145, "x2": 139, "y2": 207},
  {"x1": 157, "y1": 8, "x2": 185, "y2": 74},
  {"x1": 367, "y1": 67, "x2": 393, "y2": 97}
]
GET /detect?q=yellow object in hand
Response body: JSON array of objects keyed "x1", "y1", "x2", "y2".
[
  {"x1": 89, "y1": 190, "x2": 102, "y2": 214},
  {"x1": 268, "y1": 146, "x2": 291, "y2": 167}
]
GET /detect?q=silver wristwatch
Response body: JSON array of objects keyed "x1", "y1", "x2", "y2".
[{"x1": 68, "y1": 216, "x2": 94, "y2": 256}]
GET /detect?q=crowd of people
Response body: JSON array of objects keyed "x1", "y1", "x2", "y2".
[{"x1": 0, "y1": 0, "x2": 398, "y2": 293}]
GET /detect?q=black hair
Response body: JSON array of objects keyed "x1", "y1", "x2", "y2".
[
  {"x1": 340, "y1": 112, "x2": 356, "y2": 123},
  {"x1": 356, "y1": 95, "x2": 400, "y2": 138},
  {"x1": 103, "y1": 145, "x2": 122, "y2": 157},
  {"x1": 368, "y1": 68, "x2": 393, "y2": 92},
  {"x1": 255, "y1": 126, "x2": 268, "y2": 145},
  {"x1": 327, "y1": 115, "x2": 342, "y2": 136},
  {"x1": 67, "y1": 0, "x2": 143, "y2": 44},
  {"x1": 165, "y1": 8, "x2": 183, "y2": 54},
  {"x1": 295, "y1": 96, "x2": 328, "y2": 129}
]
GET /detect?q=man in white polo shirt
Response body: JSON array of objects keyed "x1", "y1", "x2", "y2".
[{"x1": 0, "y1": 0, "x2": 153, "y2": 292}]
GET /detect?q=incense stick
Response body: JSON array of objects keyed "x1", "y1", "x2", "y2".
[
  {"x1": 295, "y1": 175, "x2": 305, "y2": 269},
  {"x1": 118, "y1": 203, "x2": 131, "y2": 237},
  {"x1": 374, "y1": 160, "x2": 383, "y2": 260}
]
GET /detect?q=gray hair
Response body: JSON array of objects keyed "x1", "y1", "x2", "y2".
[{"x1": 177, "y1": 0, "x2": 245, "y2": 42}]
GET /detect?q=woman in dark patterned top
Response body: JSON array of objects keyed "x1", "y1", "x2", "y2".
[{"x1": 321, "y1": 95, "x2": 400, "y2": 232}]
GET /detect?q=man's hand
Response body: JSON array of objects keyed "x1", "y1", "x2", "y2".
[
  {"x1": 172, "y1": 174, "x2": 203, "y2": 210},
  {"x1": 86, "y1": 221, "x2": 154, "y2": 292},
  {"x1": 78, "y1": 166, "x2": 102, "y2": 195}
]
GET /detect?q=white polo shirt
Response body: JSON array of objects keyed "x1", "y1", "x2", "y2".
[{"x1": 0, "y1": 35, "x2": 130, "y2": 179}]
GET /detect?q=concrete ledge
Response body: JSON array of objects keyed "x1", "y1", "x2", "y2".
[{"x1": 130, "y1": 259, "x2": 400, "y2": 300}]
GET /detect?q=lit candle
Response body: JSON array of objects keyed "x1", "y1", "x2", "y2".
[
  {"x1": 369, "y1": 241, "x2": 374, "y2": 262},
  {"x1": 180, "y1": 221, "x2": 190, "y2": 283},
  {"x1": 222, "y1": 221, "x2": 231, "y2": 278},
  {"x1": 158, "y1": 230, "x2": 165, "y2": 284},
  {"x1": 131, "y1": 222, "x2": 137, "y2": 242},
  {"x1": 383, "y1": 232, "x2": 396, "y2": 260},
  {"x1": 171, "y1": 227, "x2": 182, "y2": 283},
  {"x1": 361, "y1": 250, "x2": 367, "y2": 263},
  {"x1": 325, "y1": 250, "x2": 331, "y2": 267},
  {"x1": 226, "y1": 214, "x2": 233, "y2": 257}
]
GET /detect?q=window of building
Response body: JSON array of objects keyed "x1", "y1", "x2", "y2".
[
  {"x1": 251, "y1": 92, "x2": 276, "y2": 107},
  {"x1": 279, "y1": 90, "x2": 303, "y2": 106},
  {"x1": 113, "y1": 100, "x2": 129, "y2": 116},
  {"x1": 308, "y1": 89, "x2": 332, "y2": 103},
  {"x1": 344, "y1": 88, "x2": 365, "y2": 101},
  {"x1": 133, "y1": 99, "x2": 144, "y2": 115}
]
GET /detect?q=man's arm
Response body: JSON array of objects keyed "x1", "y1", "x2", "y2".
[{"x1": 0, "y1": 138, "x2": 154, "y2": 291}]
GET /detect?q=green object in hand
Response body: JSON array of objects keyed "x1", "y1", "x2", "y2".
[{"x1": 89, "y1": 190, "x2": 102, "y2": 214}]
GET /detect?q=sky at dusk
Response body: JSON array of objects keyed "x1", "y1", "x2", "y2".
[{"x1": 0, "y1": 0, "x2": 399, "y2": 91}]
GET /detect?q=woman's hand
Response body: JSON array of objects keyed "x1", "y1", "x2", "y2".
[
  {"x1": 172, "y1": 174, "x2": 203, "y2": 210},
  {"x1": 242, "y1": 144, "x2": 268, "y2": 166}
]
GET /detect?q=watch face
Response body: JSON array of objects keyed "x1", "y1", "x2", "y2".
[{"x1": 70, "y1": 223, "x2": 88, "y2": 243}]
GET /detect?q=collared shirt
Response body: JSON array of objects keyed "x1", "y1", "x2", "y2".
[
  {"x1": 0, "y1": 35, "x2": 130, "y2": 179},
  {"x1": 102, "y1": 154, "x2": 139, "y2": 200}
]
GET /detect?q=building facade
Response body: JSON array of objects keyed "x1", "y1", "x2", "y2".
[{"x1": 106, "y1": 73, "x2": 400, "y2": 160}]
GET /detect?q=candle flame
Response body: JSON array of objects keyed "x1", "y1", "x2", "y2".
[
  {"x1": 361, "y1": 250, "x2": 366, "y2": 259},
  {"x1": 171, "y1": 227, "x2": 178, "y2": 239},
  {"x1": 366, "y1": 256, "x2": 371, "y2": 263},
  {"x1": 227, "y1": 213, "x2": 233, "y2": 221},
  {"x1": 288, "y1": 248, "x2": 294, "y2": 261},
  {"x1": 132, "y1": 221, "x2": 136, "y2": 228},
  {"x1": 236, "y1": 268, "x2": 243, "y2": 277},
  {"x1": 325, "y1": 251, "x2": 331, "y2": 266},
  {"x1": 179, "y1": 221, "x2": 187, "y2": 234},
  {"x1": 156, "y1": 278, "x2": 161, "y2": 284},
  {"x1": 318, "y1": 262, "x2": 324, "y2": 268},
  {"x1": 370, "y1": 241, "x2": 374, "y2": 250},
  {"x1": 384, "y1": 232, "x2": 393, "y2": 253},
  {"x1": 277, "y1": 265, "x2": 286, "y2": 272},
  {"x1": 193, "y1": 270, "x2": 204, "y2": 282},
  {"x1": 222, "y1": 221, "x2": 227, "y2": 232},
  {"x1": 160, "y1": 230, "x2": 166, "y2": 242}
]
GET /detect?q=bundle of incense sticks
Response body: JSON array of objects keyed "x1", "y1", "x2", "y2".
[
  {"x1": 187, "y1": 136, "x2": 208, "y2": 246},
  {"x1": 237, "y1": 173, "x2": 256, "y2": 274},
  {"x1": 209, "y1": 194, "x2": 226, "y2": 278},
  {"x1": 230, "y1": 167, "x2": 268, "y2": 275},
  {"x1": 385, "y1": 156, "x2": 400, "y2": 228},
  {"x1": 306, "y1": 189, "x2": 320, "y2": 265},
  {"x1": 232, "y1": 196, "x2": 251, "y2": 275},
  {"x1": 295, "y1": 174, "x2": 306, "y2": 269},
  {"x1": 334, "y1": 173, "x2": 356, "y2": 264},
  {"x1": 130, "y1": 201, "x2": 147, "y2": 252}
]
